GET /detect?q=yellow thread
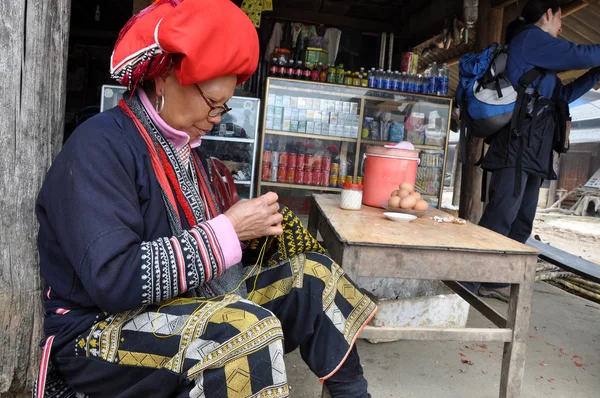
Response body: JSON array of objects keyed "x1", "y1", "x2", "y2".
[{"x1": 152, "y1": 238, "x2": 269, "y2": 339}]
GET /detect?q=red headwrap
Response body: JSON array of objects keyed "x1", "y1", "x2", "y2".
[{"x1": 111, "y1": 0, "x2": 259, "y2": 89}]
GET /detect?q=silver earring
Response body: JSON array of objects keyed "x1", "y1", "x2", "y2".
[{"x1": 155, "y1": 94, "x2": 165, "y2": 114}]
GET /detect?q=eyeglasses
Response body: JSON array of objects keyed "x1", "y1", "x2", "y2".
[{"x1": 194, "y1": 85, "x2": 232, "y2": 118}]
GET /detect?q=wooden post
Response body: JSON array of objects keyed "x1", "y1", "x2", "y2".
[
  {"x1": 459, "y1": 0, "x2": 503, "y2": 223},
  {"x1": 0, "y1": 0, "x2": 71, "y2": 394}
]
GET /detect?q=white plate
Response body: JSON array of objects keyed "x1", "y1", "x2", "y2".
[{"x1": 383, "y1": 212, "x2": 417, "y2": 223}]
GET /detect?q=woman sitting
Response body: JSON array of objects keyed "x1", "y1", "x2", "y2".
[{"x1": 35, "y1": 0, "x2": 377, "y2": 397}]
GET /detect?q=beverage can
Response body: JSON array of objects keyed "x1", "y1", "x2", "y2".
[
  {"x1": 329, "y1": 173, "x2": 339, "y2": 187},
  {"x1": 296, "y1": 153, "x2": 305, "y2": 169},
  {"x1": 270, "y1": 165, "x2": 278, "y2": 182},
  {"x1": 322, "y1": 156, "x2": 332, "y2": 171},
  {"x1": 286, "y1": 167, "x2": 296, "y2": 183},
  {"x1": 340, "y1": 160, "x2": 350, "y2": 176},
  {"x1": 331, "y1": 162, "x2": 340, "y2": 175},
  {"x1": 356, "y1": 177, "x2": 364, "y2": 185},
  {"x1": 263, "y1": 150, "x2": 272, "y2": 165},
  {"x1": 262, "y1": 163, "x2": 272, "y2": 181},
  {"x1": 277, "y1": 166, "x2": 287, "y2": 183},
  {"x1": 337, "y1": 175, "x2": 345, "y2": 188},
  {"x1": 304, "y1": 169, "x2": 313, "y2": 185},
  {"x1": 271, "y1": 151, "x2": 279, "y2": 167},
  {"x1": 311, "y1": 170, "x2": 321, "y2": 186},
  {"x1": 288, "y1": 153, "x2": 297, "y2": 170},
  {"x1": 321, "y1": 170, "x2": 330, "y2": 187},
  {"x1": 278, "y1": 152, "x2": 288, "y2": 168},
  {"x1": 295, "y1": 168, "x2": 305, "y2": 184},
  {"x1": 304, "y1": 154, "x2": 314, "y2": 169},
  {"x1": 312, "y1": 156, "x2": 322, "y2": 170}
]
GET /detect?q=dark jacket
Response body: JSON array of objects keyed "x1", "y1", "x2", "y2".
[{"x1": 482, "y1": 25, "x2": 600, "y2": 179}]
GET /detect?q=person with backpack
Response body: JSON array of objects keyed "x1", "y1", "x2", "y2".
[{"x1": 465, "y1": 0, "x2": 600, "y2": 301}]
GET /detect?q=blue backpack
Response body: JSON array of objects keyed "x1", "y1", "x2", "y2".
[{"x1": 456, "y1": 43, "x2": 543, "y2": 162}]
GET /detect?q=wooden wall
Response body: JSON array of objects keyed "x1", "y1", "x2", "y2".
[
  {"x1": 0, "y1": 0, "x2": 71, "y2": 393},
  {"x1": 558, "y1": 142, "x2": 600, "y2": 191}
]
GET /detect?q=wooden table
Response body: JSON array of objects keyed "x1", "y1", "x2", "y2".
[{"x1": 308, "y1": 194, "x2": 539, "y2": 398}]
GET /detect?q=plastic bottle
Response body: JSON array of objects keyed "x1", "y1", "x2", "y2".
[
  {"x1": 319, "y1": 62, "x2": 327, "y2": 82},
  {"x1": 367, "y1": 68, "x2": 376, "y2": 88},
  {"x1": 391, "y1": 71, "x2": 400, "y2": 91},
  {"x1": 327, "y1": 64, "x2": 336, "y2": 83},
  {"x1": 375, "y1": 69, "x2": 384, "y2": 89},
  {"x1": 398, "y1": 72, "x2": 407, "y2": 92},
  {"x1": 383, "y1": 69, "x2": 393, "y2": 90},
  {"x1": 441, "y1": 63, "x2": 450, "y2": 96},
  {"x1": 360, "y1": 68, "x2": 369, "y2": 87},
  {"x1": 311, "y1": 63, "x2": 320, "y2": 81},
  {"x1": 336, "y1": 64, "x2": 346, "y2": 84},
  {"x1": 269, "y1": 58, "x2": 279, "y2": 77},
  {"x1": 437, "y1": 63, "x2": 449, "y2": 96},
  {"x1": 420, "y1": 74, "x2": 429, "y2": 94},
  {"x1": 428, "y1": 62, "x2": 438, "y2": 95},
  {"x1": 294, "y1": 61, "x2": 304, "y2": 79}
]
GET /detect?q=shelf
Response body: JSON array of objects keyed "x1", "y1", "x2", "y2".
[
  {"x1": 359, "y1": 139, "x2": 444, "y2": 150},
  {"x1": 202, "y1": 136, "x2": 255, "y2": 143},
  {"x1": 261, "y1": 181, "x2": 342, "y2": 192},
  {"x1": 234, "y1": 180, "x2": 252, "y2": 185},
  {"x1": 264, "y1": 130, "x2": 358, "y2": 142},
  {"x1": 268, "y1": 78, "x2": 453, "y2": 104}
]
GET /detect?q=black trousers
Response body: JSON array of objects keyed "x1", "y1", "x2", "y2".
[{"x1": 464, "y1": 167, "x2": 541, "y2": 292}]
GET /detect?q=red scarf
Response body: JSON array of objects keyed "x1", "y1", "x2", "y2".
[{"x1": 120, "y1": 99, "x2": 218, "y2": 227}]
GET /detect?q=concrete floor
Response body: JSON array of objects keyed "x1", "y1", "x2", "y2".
[{"x1": 284, "y1": 282, "x2": 600, "y2": 397}]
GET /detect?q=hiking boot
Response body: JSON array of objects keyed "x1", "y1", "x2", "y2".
[{"x1": 478, "y1": 286, "x2": 511, "y2": 302}]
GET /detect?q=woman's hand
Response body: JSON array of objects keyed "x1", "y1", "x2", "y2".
[{"x1": 224, "y1": 192, "x2": 283, "y2": 241}]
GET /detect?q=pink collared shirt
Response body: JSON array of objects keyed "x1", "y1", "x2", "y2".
[{"x1": 138, "y1": 89, "x2": 241, "y2": 270}]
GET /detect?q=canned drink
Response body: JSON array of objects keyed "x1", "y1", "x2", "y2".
[
  {"x1": 356, "y1": 177, "x2": 363, "y2": 185},
  {"x1": 331, "y1": 162, "x2": 340, "y2": 175},
  {"x1": 288, "y1": 153, "x2": 297, "y2": 170},
  {"x1": 304, "y1": 154, "x2": 314, "y2": 169},
  {"x1": 270, "y1": 165, "x2": 278, "y2": 182},
  {"x1": 271, "y1": 151, "x2": 279, "y2": 167},
  {"x1": 322, "y1": 156, "x2": 332, "y2": 171},
  {"x1": 304, "y1": 169, "x2": 313, "y2": 185},
  {"x1": 296, "y1": 153, "x2": 305, "y2": 169},
  {"x1": 262, "y1": 163, "x2": 272, "y2": 181},
  {"x1": 277, "y1": 166, "x2": 287, "y2": 183},
  {"x1": 321, "y1": 170, "x2": 330, "y2": 187},
  {"x1": 286, "y1": 167, "x2": 296, "y2": 183},
  {"x1": 347, "y1": 175, "x2": 355, "y2": 184},
  {"x1": 329, "y1": 173, "x2": 339, "y2": 187},
  {"x1": 340, "y1": 161, "x2": 349, "y2": 176},
  {"x1": 278, "y1": 152, "x2": 289, "y2": 168},
  {"x1": 337, "y1": 175, "x2": 345, "y2": 188},
  {"x1": 263, "y1": 150, "x2": 272, "y2": 165},
  {"x1": 311, "y1": 170, "x2": 321, "y2": 186},
  {"x1": 295, "y1": 168, "x2": 305, "y2": 184},
  {"x1": 312, "y1": 156, "x2": 322, "y2": 170}
]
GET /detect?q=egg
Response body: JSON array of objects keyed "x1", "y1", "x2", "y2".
[
  {"x1": 391, "y1": 190, "x2": 400, "y2": 197},
  {"x1": 413, "y1": 199, "x2": 429, "y2": 211},
  {"x1": 399, "y1": 182, "x2": 414, "y2": 192},
  {"x1": 397, "y1": 189, "x2": 411, "y2": 198},
  {"x1": 388, "y1": 196, "x2": 402, "y2": 208},
  {"x1": 410, "y1": 191, "x2": 421, "y2": 200},
  {"x1": 400, "y1": 195, "x2": 417, "y2": 209}
]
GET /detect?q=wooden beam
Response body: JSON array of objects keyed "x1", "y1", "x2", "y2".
[
  {"x1": 361, "y1": 326, "x2": 514, "y2": 342},
  {"x1": 264, "y1": 8, "x2": 398, "y2": 34},
  {"x1": 492, "y1": 0, "x2": 520, "y2": 9},
  {"x1": 1, "y1": 0, "x2": 71, "y2": 393},
  {"x1": 562, "y1": 0, "x2": 589, "y2": 17}
]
